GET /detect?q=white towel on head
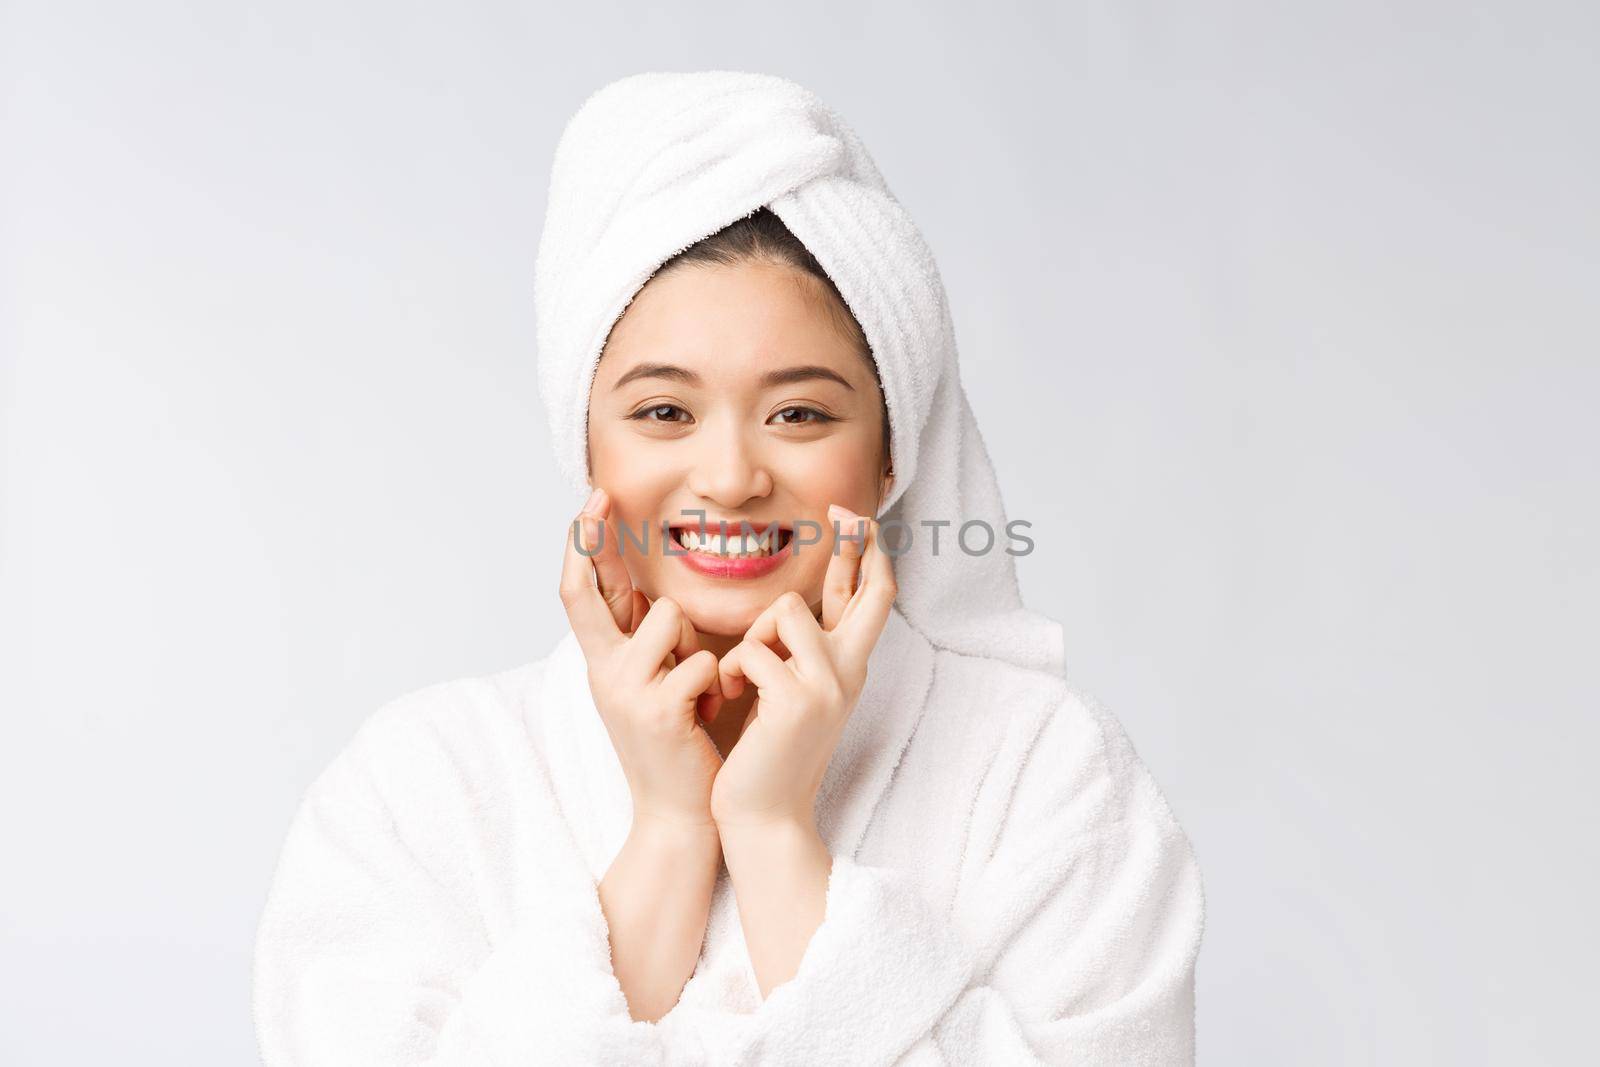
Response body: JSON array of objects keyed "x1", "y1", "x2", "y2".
[{"x1": 534, "y1": 69, "x2": 1066, "y2": 677}]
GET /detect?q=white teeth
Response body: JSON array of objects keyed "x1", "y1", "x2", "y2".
[{"x1": 675, "y1": 528, "x2": 782, "y2": 557}]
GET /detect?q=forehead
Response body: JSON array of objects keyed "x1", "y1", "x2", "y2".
[{"x1": 596, "y1": 261, "x2": 869, "y2": 389}]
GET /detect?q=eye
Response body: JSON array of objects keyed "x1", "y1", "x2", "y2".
[
  {"x1": 771, "y1": 406, "x2": 835, "y2": 426},
  {"x1": 630, "y1": 403, "x2": 690, "y2": 424}
]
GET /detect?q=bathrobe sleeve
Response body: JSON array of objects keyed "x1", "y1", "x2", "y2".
[
  {"x1": 251, "y1": 697, "x2": 696, "y2": 1067},
  {"x1": 723, "y1": 691, "x2": 1206, "y2": 1067}
]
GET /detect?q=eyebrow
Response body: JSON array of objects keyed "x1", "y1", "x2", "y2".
[{"x1": 611, "y1": 361, "x2": 855, "y2": 392}]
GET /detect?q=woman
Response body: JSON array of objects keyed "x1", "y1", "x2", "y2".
[{"x1": 253, "y1": 72, "x2": 1205, "y2": 1065}]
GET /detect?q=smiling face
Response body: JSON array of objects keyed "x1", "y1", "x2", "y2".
[{"x1": 587, "y1": 258, "x2": 892, "y2": 638}]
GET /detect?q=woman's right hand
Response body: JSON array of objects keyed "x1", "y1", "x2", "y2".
[{"x1": 559, "y1": 487, "x2": 726, "y2": 830}]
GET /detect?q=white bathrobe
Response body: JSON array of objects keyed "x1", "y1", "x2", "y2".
[{"x1": 251, "y1": 602, "x2": 1205, "y2": 1065}]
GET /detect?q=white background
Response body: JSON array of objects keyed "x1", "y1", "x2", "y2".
[{"x1": 3, "y1": 2, "x2": 1595, "y2": 1063}]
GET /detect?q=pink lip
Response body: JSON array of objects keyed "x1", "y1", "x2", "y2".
[{"x1": 671, "y1": 530, "x2": 794, "y2": 580}]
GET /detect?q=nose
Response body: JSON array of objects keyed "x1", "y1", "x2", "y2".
[{"x1": 684, "y1": 420, "x2": 773, "y2": 507}]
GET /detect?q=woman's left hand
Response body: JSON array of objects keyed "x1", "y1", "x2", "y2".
[{"x1": 709, "y1": 506, "x2": 897, "y2": 830}]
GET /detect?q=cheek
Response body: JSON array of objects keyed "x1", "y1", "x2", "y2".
[
  {"x1": 589, "y1": 423, "x2": 669, "y2": 498},
  {"x1": 777, "y1": 443, "x2": 882, "y2": 591},
  {"x1": 776, "y1": 441, "x2": 882, "y2": 514},
  {"x1": 588, "y1": 424, "x2": 677, "y2": 557}
]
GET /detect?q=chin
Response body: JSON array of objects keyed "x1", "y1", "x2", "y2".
[{"x1": 666, "y1": 581, "x2": 813, "y2": 634}]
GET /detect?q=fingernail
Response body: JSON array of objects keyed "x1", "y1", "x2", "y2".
[
  {"x1": 829, "y1": 503, "x2": 857, "y2": 522},
  {"x1": 582, "y1": 487, "x2": 603, "y2": 514}
]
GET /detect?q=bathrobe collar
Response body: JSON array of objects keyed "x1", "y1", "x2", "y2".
[{"x1": 534, "y1": 604, "x2": 937, "y2": 879}]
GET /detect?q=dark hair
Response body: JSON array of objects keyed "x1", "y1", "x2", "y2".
[{"x1": 650, "y1": 207, "x2": 892, "y2": 473}]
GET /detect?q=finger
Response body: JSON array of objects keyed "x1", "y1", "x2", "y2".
[
  {"x1": 559, "y1": 504, "x2": 626, "y2": 663},
  {"x1": 719, "y1": 593, "x2": 795, "y2": 701},
  {"x1": 719, "y1": 635, "x2": 796, "y2": 706},
  {"x1": 717, "y1": 593, "x2": 800, "y2": 702},
  {"x1": 742, "y1": 590, "x2": 831, "y2": 684},
  {"x1": 670, "y1": 601, "x2": 700, "y2": 666},
  {"x1": 822, "y1": 506, "x2": 869, "y2": 631},
  {"x1": 583, "y1": 489, "x2": 637, "y2": 634},
  {"x1": 623, "y1": 595, "x2": 702, "y2": 684},
  {"x1": 660, "y1": 648, "x2": 722, "y2": 718},
  {"x1": 627, "y1": 590, "x2": 650, "y2": 634},
  {"x1": 650, "y1": 599, "x2": 722, "y2": 722},
  {"x1": 697, "y1": 684, "x2": 724, "y2": 725},
  {"x1": 833, "y1": 517, "x2": 898, "y2": 677}
]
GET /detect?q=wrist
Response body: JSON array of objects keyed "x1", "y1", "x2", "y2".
[
  {"x1": 716, "y1": 812, "x2": 823, "y2": 862},
  {"x1": 713, "y1": 800, "x2": 817, "y2": 836},
  {"x1": 630, "y1": 808, "x2": 724, "y2": 854}
]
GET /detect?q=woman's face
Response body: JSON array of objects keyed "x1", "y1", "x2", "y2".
[{"x1": 587, "y1": 259, "x2": 891, "y2": 638}]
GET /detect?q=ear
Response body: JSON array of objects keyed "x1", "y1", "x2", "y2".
[{"x1": 879, "y1": 467, "x2": 895, "y2": 510}]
